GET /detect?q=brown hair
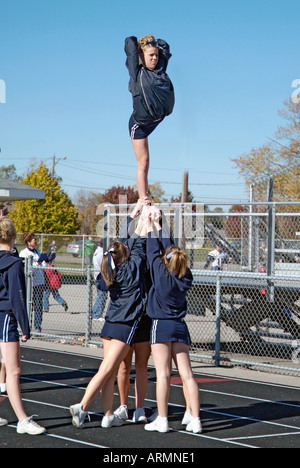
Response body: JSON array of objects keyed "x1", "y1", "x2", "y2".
[
  {"x1": 0, "y1": 217, "x2": 17, "y2": 244},
  {"x1": 101, "y1": 241, "x2": 128, "y2": 286},
  {"x1": 162, "y1": 246, "x2": 187, "y2": 279},
  {"x1": 21, "y1": 232, "x2": 36, "y2": 245}
]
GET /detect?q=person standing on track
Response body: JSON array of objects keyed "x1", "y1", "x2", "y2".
[
  {"x1": 143, "y1": 207, "x2": 202, "y2": 434},
  {"x1": 0, "y1": 217, "x2": 45, "y2": 435},
  {"x1": 70, "y1": 201, "x2": 148, "y2": 429},
  {"x1": 125, "y1": 34, "x2": 175, "y2": 199}
]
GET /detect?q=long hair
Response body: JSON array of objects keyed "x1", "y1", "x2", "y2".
[
  {"x1": 161, "y1": 246, "x2": 188, "y2": 279},
  {"x1": 101, "y1": 241, "x2": 128, "y2": 287}
]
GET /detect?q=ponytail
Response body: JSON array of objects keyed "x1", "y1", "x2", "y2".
[
  {"x1": 101, "y1": 241, "x2": 128, "y2": 286},
  {"x1": 162, "y1": 246, "x2": 187, "y2": 278}
]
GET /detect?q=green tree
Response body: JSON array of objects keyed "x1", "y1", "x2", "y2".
[{"x1": 10, "y1": 162, "x2": 79, "y2": 234}]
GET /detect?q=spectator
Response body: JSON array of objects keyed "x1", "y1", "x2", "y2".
[
  {"x1": 43, "y1": 263, "x2": 68, "y2": 313},
  {"x1": 204, "y1": 243, "x2": 232, "y2": 271},
  {"x1": 19, "y1": 233, "x2": 48, "y2": 332},
  {"x1": 81, "y1": 236, "x2": 96, "y2": 267}
]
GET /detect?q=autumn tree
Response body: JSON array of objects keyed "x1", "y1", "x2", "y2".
[
  {"x1": 232, "y1": 99, "x2": 300, "y2": 202},
  {"x1": 225, "y1": 205, "x2": 248, "y2": 239},
  {"x1": 10, "y1": 162, "x2": 79, "y2": 234},
  {"x1": 73, "y1": 189, "x2": 102, "y2": 234},
  {"x1": 101, "y1": 185, "x2": 139, "y2": 205}
]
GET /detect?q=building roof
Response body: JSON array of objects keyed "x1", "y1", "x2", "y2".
[{"x1": 0, "y1": 178, "x2": 45, "y2": 201}]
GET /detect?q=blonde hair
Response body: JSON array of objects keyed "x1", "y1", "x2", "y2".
[
  {"x1": 0, "y1": 217, "x2": 17, "y2": 244},
  {"x1": 101, "y1": 241, "x2": 128, "y2": 286},
  {"x1": 162, "y1": 246, "x2": 187, "y2": 279},
  {"x1": 138, "y1": 34, "x2": 157, "y2": 52}
]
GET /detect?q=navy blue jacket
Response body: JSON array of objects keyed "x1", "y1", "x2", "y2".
[
  {"x1": 97, "y1": 236, "x2": 147, "y2": 323},
  {"x1": 125, "y1": 36, "x2": 175, "y2": 125},
  {"x1": 146, "y1": 234, "x2": 193, "y2": 320},
  {"x1": 0, "y1": 251, "x2": 30, "y2": 338}
]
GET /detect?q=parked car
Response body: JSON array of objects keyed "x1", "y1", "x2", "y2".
[{"x1": 66, "y1": 239, "x2": 97, "y2": 257}]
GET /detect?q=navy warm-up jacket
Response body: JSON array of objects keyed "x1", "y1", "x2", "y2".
[
  {"x1": 125, "y1": 36, "x2": 175, "y2": 125},
  {"x1": 0, "y1": 251, "x2": 30, "y2": 338},
  {"x1": 146, "y1": 234, "x2": 193, "y2": 320}
]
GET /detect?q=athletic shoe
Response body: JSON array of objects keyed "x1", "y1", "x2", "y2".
[
  {"x1": 186, "y1": 417, "x2": 202, "y2": 434},
  {"x1": 17, "y1": 416, "x2": 46, "y2": 435},
  {"x1": 113, "y1": 405, "x2": 128, "y2": 421},
  {"x1": 63, "y1": 302, "x2": 69, "y2": 312},
  {"x1": 0, "y1": 418, "x2": 8, "y2": 427},
  {"x1": 101, "y1": 414, "x2": 124, "y2": 428},
  {"x1": 181, "y1": 409, "x2": 192, "y2": 426},
  {"x1": 144, "y1": 416, "x2": 169, "y2": 433},
  {"x1": 70, "y1": 404, "x2": 87, "y2": 428},
  {"x1": 132, "y1": 408, "x2": 147, "y2": 423}
]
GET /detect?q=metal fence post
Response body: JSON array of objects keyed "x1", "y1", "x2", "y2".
[
  {"x1": 214, "y1": 274, "x2": 222, "y2": 367},
  {"x1": 85, "y1": 266, "x2": 92, "y2": 346},
  {"x1": 25, "y1": 257, "x2": 33, "y2": 328}
]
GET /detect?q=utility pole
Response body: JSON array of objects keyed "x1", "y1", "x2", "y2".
[
  {"x1": 52, "y1": 154, "x2": 67, "y2": 177},
  {"x1": 182, "y1": 171, "x2": 189, "y2": 202}
]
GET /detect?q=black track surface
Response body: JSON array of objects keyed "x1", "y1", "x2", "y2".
[{"x1": 0, "y1": 347, "x2": 300, "y2": 451}]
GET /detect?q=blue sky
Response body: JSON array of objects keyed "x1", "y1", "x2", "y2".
[{"x1": 0, "y1": 0, "x2": 299, "y2": 205}]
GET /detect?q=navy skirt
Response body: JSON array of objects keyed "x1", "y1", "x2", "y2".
[{"x1": 150, "y1": 318, "x2": 191, "y2": 346}]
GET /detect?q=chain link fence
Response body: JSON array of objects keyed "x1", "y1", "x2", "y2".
[{"x1": 22, "y1": 202, "x2": 300, "y2": 376}]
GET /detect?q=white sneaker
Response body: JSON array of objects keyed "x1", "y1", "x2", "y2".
[
  {"x1": 114, "y1": 405, "x2": 128, "y2": 421},
  {"x1": 132, "y1": 408, "x2": 147, "y2": 423},
  {"x1": 144, "y1": 416, "x2": 169, "y2": 433},
  {"x1": 181, "y1": 409, "x2": 192, "y2": 426},
  {"x1": 0, "y1": 417, "x2": 8, "y2": 427},
  {"x1": 17, "y1": 416, "x2": 46, "y2": 435},
  {"x1": 101, "y1": 414, "x2": 124, "y2": 428},
  {"x1": 70, "y1": 404, "x2": 87, "y2": 428},
  {"x1": 186, "y1": 417, "x2": 202, "y2": 434}
]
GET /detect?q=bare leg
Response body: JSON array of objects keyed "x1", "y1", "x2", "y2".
[
  {"x1": 172, "y1": 342, "x2": 200, "y2": 418},
  {"x1": 151, "y1": 342, "x2": 172, "y2": 418},
  {"x1": 81, "y1": 339, "x2": 131, "y2": 412},
  {"x1": 117, "y1": 348, "x2": 133, "y2": 407},
  {"x1": 134, "y1": 341, "x2": 151, "y2": 409},
  {"x1": 131, "y1": 138, "x2": 150, "y2": 199},
  {"x1": 0, "y1": 342, "x2": 27, "y2": 422}
]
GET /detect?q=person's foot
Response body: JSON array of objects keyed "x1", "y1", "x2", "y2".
[
  {"x1": 63, "y1": 302, "x2": 68, "y2": 312},
  {"x1": 101, "y1": 414, "x2": 124, "y2": 428},
  {"x1": 186, "y1": 417, "x2": 202, "y2": 434},
  {"x1": 144, "y1": 416, "x2": 169, "y2": 433},
  {"x1": 114, "y1": 405, "x2": 128, "y2": 421},
  {"x1": 181, "y1": 409, "x2": 192, "y2": 426},
  {"x1": 70, "y1": 404, "x2": 87, "y2": 428},
  {"x1": 0, "y1": 417, "x2": 8, "y2": 427},
  {"x1": 132, "y1": 407, "x2": 147, "y2": 423},
  {"x1": 17, "y1": 416, "x2": 46, "y2": 435}
]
